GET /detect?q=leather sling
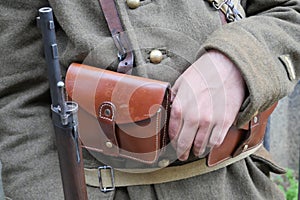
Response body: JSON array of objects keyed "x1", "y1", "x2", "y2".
[{"x1": 99, "y1": 0, "x2": 134, "y2": 74}]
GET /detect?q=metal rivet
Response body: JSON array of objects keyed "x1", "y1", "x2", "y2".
[
  {"x1": 158, "y1": 159, "x2": 170, "y2": 168},
  {"x1": 106, "y1": 141, "x2": 113, "y2": 149},
  {"x1": 104, "y1": 108, "x2": 111, "y2": 117},
  {"x1": 253, "y1": 116, "x2": 258, "y2": 124},
  {"x1": 150, "y1": 49, "x2": 163, "y2": 64},
  {"x1": 243, "y1": 144, "x2": 248, "y2": 151}
]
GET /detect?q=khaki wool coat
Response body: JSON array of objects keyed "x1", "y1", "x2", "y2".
[{"x1": 1, "y1": 0, "x2": 300, "y2": 199}]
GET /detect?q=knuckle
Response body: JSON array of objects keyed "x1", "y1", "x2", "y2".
[
  {"x1": 193, "y1": 135, "x2": 205, "y2": 148},
  {"x1": 185, "y1": 117, "x2": 199, "y2": 126},
  {"x1": 199, "y1": 116, "x2": 212, "y2": 127},
  {"x1": 193, "y1": 138, "x2": 206, "y2": 155},
  {"x1": 193, "y1": 140, "x2": 204, "y2": 149}
]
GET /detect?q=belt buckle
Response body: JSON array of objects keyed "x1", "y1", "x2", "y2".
[{"x1": 98, "y1": 166, "x2": 115, "y2": 192}]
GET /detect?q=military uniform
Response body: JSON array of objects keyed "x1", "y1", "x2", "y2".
[{"x1": 1, "y1": 0, "x2": 300, "y2": 199}]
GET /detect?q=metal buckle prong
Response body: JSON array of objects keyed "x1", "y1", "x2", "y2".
[
  {"x1": 212, "y1": 0, "x2": 226, "y2": 10},
  {"x1": 225, "y1": 0, "x2": 243, "y2": 21},
  {"x1": 212, "y1": 0, "x2": 243, "y2": 22},
  {"x1": 98, "y1": 166, "x2": 115, "y2": 193}
]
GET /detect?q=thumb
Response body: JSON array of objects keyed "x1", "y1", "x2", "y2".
[{"x1": 170, "y1": 77, "x2": 182, "y2": 102}]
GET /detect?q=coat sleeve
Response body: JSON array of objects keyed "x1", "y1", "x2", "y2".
[{"x1": 200, "y1": 0, "x2": 300, "y2": 126}]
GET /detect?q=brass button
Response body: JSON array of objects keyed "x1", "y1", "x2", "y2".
[
  {"x1": 126, "y1": 0, "x2": 140, "y2": 9},
  {"x1": 158, "y1": 159, "x2": 170, "y2": 168},
  {"x1": 150, "y1": 49, "x2": 163, "y2": 64},
  {"x1": 105, "y1": 141, "x2": 113, "y2": 149}
]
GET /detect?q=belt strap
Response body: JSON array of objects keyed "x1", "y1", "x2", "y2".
[
  {"x1": 85, "y1": 144, "x2": 262, "y2": 189},
  {"x1": 98, "y1": 0, "x2": 134, "y2": 74}
]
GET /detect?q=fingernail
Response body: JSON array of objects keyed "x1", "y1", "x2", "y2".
[{"x1": 178, "y1": 153, "x2": 188, "y2": 161}]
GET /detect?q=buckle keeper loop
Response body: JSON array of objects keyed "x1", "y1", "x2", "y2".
[{"x1": 98, "y1": 166, "x2": 115, "y2": 193}]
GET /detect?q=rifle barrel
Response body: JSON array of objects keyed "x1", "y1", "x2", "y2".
[{"x1": 37, "y1": 7, "x2": 88, "y2": 200}]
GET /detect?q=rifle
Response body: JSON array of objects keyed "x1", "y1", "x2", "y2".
[{"x1": 37, "y1": 7, "x2": 88, "y2": 200}]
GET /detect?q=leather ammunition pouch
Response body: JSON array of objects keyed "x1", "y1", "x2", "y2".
[
  {"x1": 66, "y1": 63, "x2": 171, "y2": 164},
  {"x1": 65, "y1": 62, "x2": 277, "y2": 167}
]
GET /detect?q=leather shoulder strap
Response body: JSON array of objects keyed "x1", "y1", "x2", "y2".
[{"x1": 98, "y1": 0, "x2": 134, "y2": 74}]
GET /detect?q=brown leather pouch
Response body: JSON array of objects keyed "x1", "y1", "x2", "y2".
[
  {"x1": 65, "y1": 63, "x2": 171, "y2": 164},
  {"x1": 65, "y1": 62, "x2": 277, "y2": 167}
]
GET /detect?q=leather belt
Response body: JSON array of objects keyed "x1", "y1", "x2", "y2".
[
  {"x1": 85, "y1": 144, "x2": 262, "y2": 191},
  {"x1": 98, "y1": 0, "x2": 134, "y2": 74}
]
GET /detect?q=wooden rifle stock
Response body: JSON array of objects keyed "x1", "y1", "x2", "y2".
[{"x1": 52, "y1": 103, "x2": 88, "y2": 199}]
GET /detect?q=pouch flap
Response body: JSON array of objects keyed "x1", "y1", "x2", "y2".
[{"x1": 65, "y1": 63, "x2": 171, "y2": 124}]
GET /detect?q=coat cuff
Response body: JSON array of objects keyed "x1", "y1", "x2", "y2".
[{"x1": 198, "y1": 23, "x2": 295, "y2": 127}]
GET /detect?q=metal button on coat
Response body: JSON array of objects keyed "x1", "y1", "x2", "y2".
[
  {"x1": 150, "y1": 49, "x2": 163, "y2": 64},
  {"x1": 126, "y1": 0, "x2": 140, "y2": 9}
]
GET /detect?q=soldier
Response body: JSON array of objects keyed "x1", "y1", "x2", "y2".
[{"x1": 0, "y1": 0, "x2": 300, "y2": 199}]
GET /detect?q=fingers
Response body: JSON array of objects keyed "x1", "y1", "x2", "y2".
[
  {"x1": 208, "y1": 118, "x2": 232, "y2": 147},
  {"x1": 192, "y1": 120, "x2": 213, "y2": 157},
  {"x1": 176, "y1": 120, "x2": 198, "y2": 161},
  {"x1": 170, "y1": 97, "x2": 214, "y2": 160},
  {"x1": 169, "y1": 74, "x2": 214, "y2": 161},
  {"x1": 173, "y1": 103, "x2": 231, "y2": 160},
  {"x1": 168, "y1": 51, "x2": 246, "y2": 161},
  {"x1": 168, "y1": 77, "x2": 181, "y2": 142},
  {"x1": 168, "y1": 95, "x2": 183, "y2": 143}
]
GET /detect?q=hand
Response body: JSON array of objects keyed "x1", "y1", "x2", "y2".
[{"x1": 168, "y1": 50, "x2": 246, "y2": 161}]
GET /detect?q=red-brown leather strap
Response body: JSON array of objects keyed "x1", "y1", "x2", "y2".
[
  {"x1": 232, "y1": 103, "x2": 277, "y2": 157},
  {"x1": 99, "y1": 0, "x2": 122, "y2": 36},
  {"x1": 97, "y1": 102, "x2": 119, "y2": 156},
  {"x1": 207, "y1": 103, "x2": 277, "y2": 166},
  {"x1": 98, "y1": 0, "x2": 134, "y2": 74}
]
